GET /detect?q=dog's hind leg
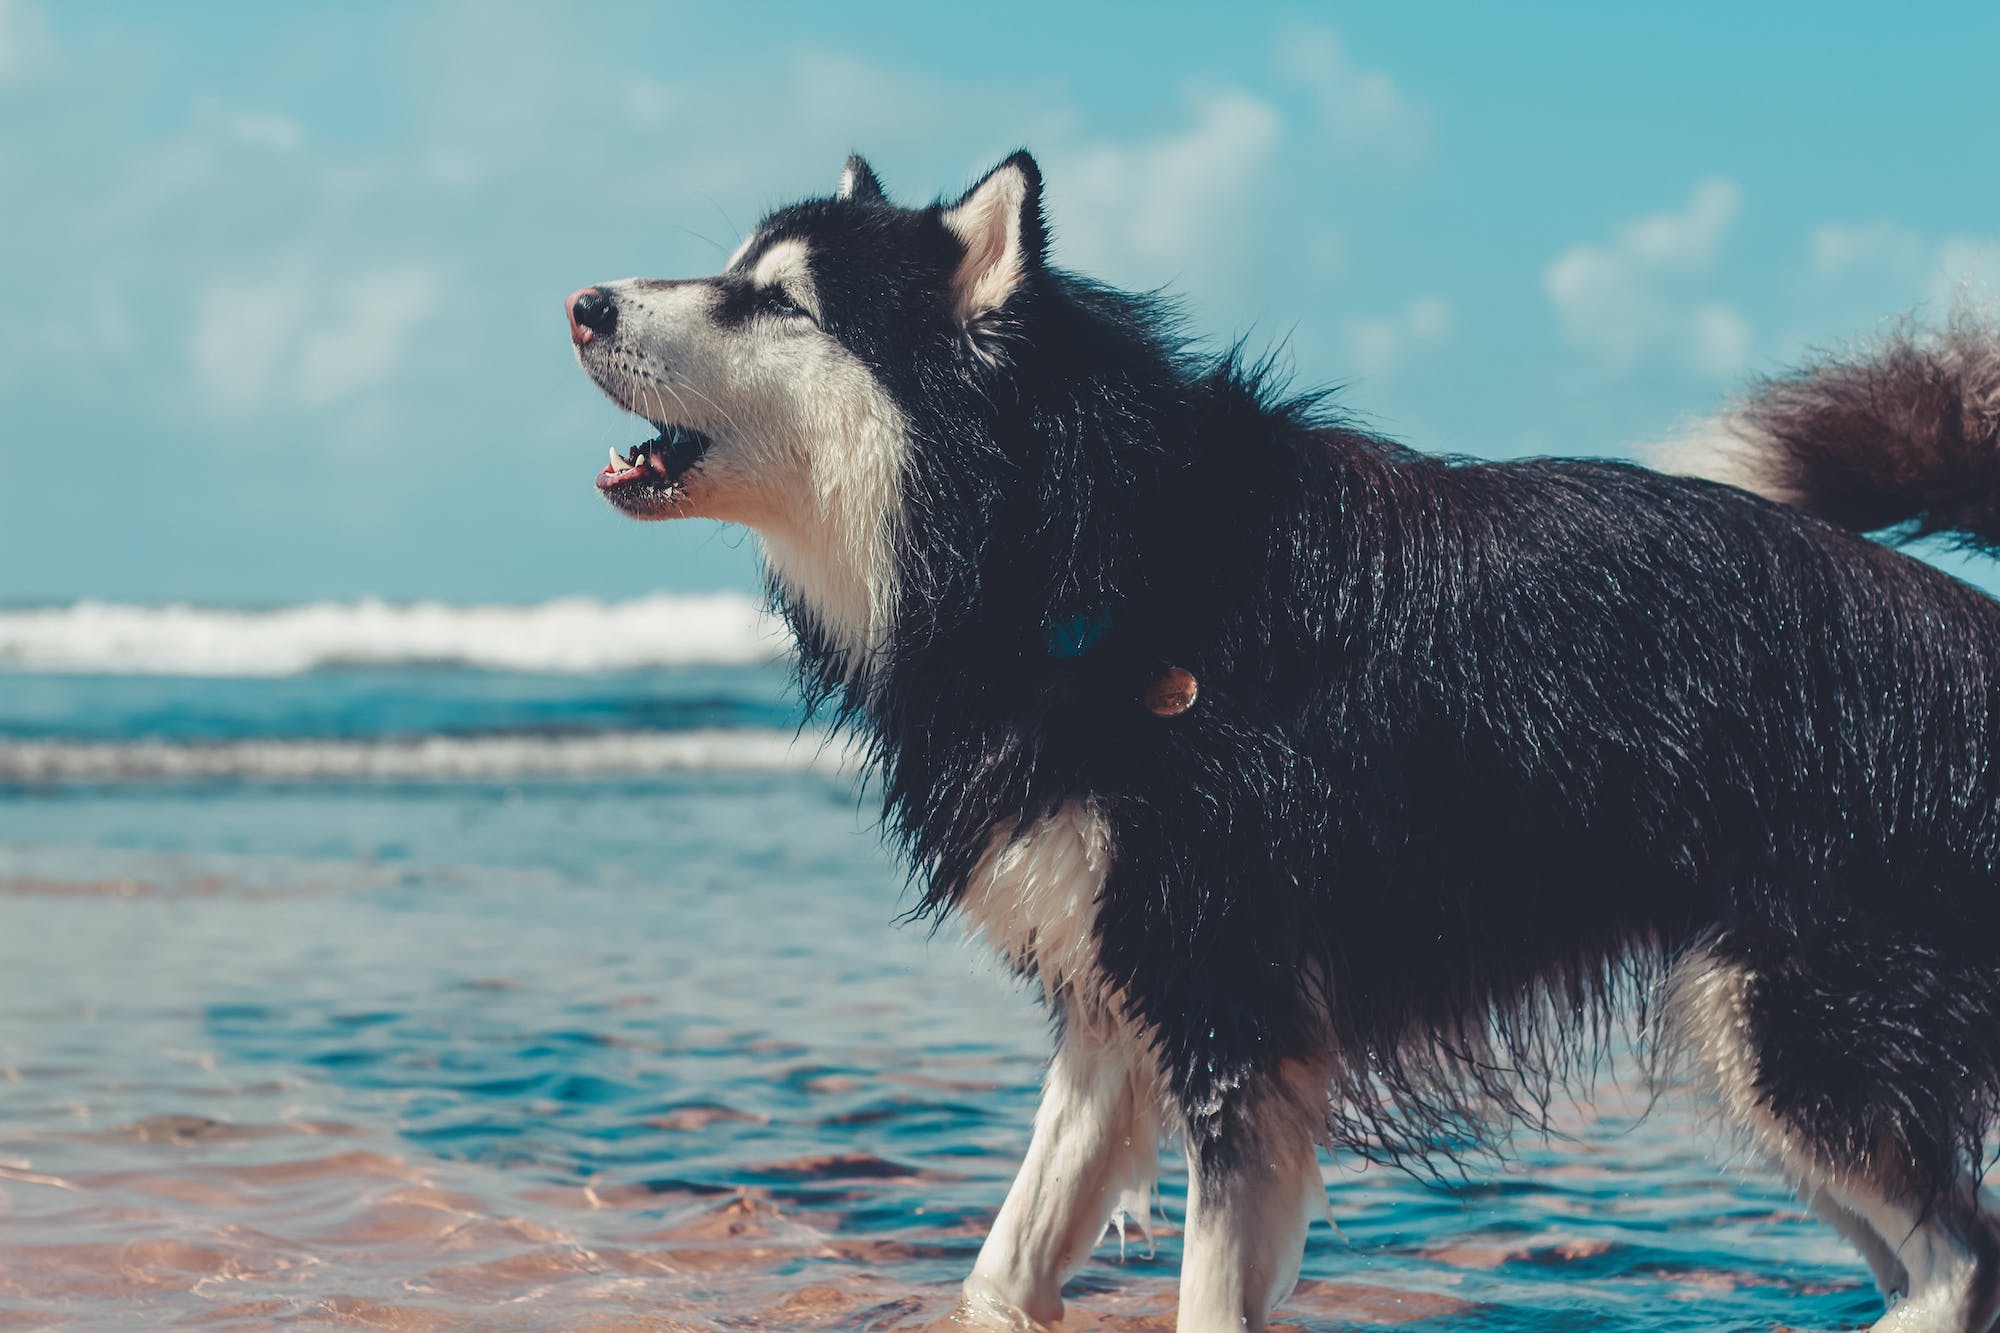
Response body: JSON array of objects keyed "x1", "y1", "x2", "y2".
[
  {"x1": 1173, "y1": 1058, "x2": 1330, "y2": 1333},
  {"x1": 1670, "y1": 938, "x2": 2000, "y2": 1332},
  {"x1": 1833, "y1": 1182, "x2": 1999, "y2": 1332},
  {"x1": 1805, "y1": 1187, "x2": 1909, "y2": 1304},
  {"x1": 962, "y1": 1006, "x2": 1162, "y2": 1328}
]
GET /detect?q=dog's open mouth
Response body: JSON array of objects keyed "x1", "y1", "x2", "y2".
[{"x1": 595, "y1": 423, "x2": 712, "y2": 517}]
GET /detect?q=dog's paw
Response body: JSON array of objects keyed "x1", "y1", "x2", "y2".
[{"x1": 949, "y1": 1285, "x2": 1055, "y2": 1332}]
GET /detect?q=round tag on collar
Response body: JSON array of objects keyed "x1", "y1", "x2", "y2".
[{"x1": 1145, "y1": 667, "x2": 1198, "y2": 717}]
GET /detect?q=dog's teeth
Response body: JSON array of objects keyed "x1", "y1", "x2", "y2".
[{"x1": 609, "y1": 447, "x2": 626, "y2": 469}]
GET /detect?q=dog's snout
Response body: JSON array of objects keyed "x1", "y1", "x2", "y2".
[{"x1": 566, "y1": 287, "x2": 617, "y2": 345}]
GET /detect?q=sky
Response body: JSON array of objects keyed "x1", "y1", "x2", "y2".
[{"x1": 3, "y1": 1, "x2": 1998, "y2": 605}]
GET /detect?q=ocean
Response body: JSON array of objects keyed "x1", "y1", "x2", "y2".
[{"x1": 0, "y1": 596, "x2": 1884, "y2": 1330}]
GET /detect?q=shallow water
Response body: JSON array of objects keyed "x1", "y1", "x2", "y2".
[{"x1": 0, "y1": 652, "x2": 1891, "y2": 1330}]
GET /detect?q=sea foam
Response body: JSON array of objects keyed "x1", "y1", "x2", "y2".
[
  {"x1": 0, "y1": 728, "x2": 852, "y2": 784},
  {"x1": 0, "y1": 595, "x2": 785, "y2": 676}
]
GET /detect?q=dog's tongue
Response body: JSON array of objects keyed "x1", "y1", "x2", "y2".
[
  {"x1": 594, "y1": 427, "x2": 708, "y2": 491},
  {"x1": 598, "y1": 447, "x2": 649, "y2": 490}
]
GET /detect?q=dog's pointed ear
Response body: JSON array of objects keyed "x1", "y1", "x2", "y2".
[
  {"x1": 941, "y1": 150, "x2": 1045, "y2": 323},
  {"x1": 838, "y1": 154, "x2": 885, "y2": 203}
]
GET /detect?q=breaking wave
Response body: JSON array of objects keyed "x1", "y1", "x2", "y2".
[
  {"x1": 0, "y1": 596, "x2": 785, "y2": 676},
  {"x1": 0, "y1": 728, "x2": 854, "y2": 785}
]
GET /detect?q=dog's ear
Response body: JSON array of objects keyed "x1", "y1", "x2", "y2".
[
  {"x1": 941, "y1": 150, "x2": 1045, "y2": 324},
  {"x1": 838, "y1": 154, "x2": 885, "y2": 203}
]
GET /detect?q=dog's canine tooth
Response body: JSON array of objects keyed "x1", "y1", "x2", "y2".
[{"x1": 608, "y1": 446, "x2": 625, "y2": 470}]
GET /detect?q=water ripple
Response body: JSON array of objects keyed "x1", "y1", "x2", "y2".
[{"x1": 0, "y1": 774, "x2": 1905, "y2": 1330}]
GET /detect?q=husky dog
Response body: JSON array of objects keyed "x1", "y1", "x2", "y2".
[{"x1": 566, "y1": 151, "x2": 2000, "y2": 1331}]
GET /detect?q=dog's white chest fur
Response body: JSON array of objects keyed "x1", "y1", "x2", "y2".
[{"x1": 957, "y1": 803, "x2": 1114, "y2": 1003}]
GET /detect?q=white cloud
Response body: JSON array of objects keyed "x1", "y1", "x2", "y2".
[
  {"x1": 1689, "y1": 303, "x2": 1751, "y2": 377},
  {"x1": 190, "y1": 278, "x2": 296, "y2": 416},
  {"x1": 193, "y1": 95, "x2": 306, "y2": 153},
  {"x1": 1809, "y1": 221, "x2": 1926, "y2": 277},
  {"x1": 0, "y1": 0, "x2": 50, "y2": 88},
  {"x1": 1047, "y1": 89, "x2": 1283, "y2": 295},
  {"x1": 1620, "y1": 179, "x2": 1737, "y2": 265},
  {"x1": 622, "y1": 77, "x2": 679, "y2": 130},
  {"x1": 1345, "y1": 295, "x2": 1453, "y2": 378},
  {"x1": 1544, "y1": 179, "x2": 1749, "y2": 377},
  {"x1": 1807, "y1": 222, "x2": 2000, "y2": 308},
  {"x1": 190, "y1": 260, "x2": 442, "y2": 419},
  {"x1": 1928, "y1": 237, "x2": 2000, "y2": 305},
  {"x1": 1274, "y1": 22, "x2": 1430, "y2": 162},
  {"x1": 90, "y1": 97, "x2": 308, "y2": 234},
  {"x1": 296, "y1": 270, "x2": 440, "y2": 409},
  {"x1": 89, "y1": 138, "x2": 221, "y2": 232},
  {"x1": 1928, "y1": 241, "x2": 2000, "y2": 300}
]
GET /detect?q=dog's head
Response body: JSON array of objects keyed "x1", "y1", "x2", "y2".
[{"x1": 567, "y1": 151, "x2": 1047, "y2": 661}]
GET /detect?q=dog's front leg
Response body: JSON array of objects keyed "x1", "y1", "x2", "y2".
[
  {"x1": 962, "y1": 1009, "x2": 1160, "y2": 1327},
  {"x1": 1173, "y1": 1064, "x2": 1329, "y2": 1333}
]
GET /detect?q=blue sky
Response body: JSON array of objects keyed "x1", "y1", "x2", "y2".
[{"x1": 3, "y1": 1, "x2": 1998, "y2": 604}]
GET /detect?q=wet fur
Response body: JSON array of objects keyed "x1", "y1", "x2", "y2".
[
  {"x1": 764, "y1": 189, "x2": 2000, "y2": 1200},
  {"x1": 577, "y1": 154, "x2": 2000, "y2": 1322}
]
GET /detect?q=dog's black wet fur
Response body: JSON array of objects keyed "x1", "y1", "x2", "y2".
[{"x1": 745, "y1": 154, "x2": 2000, "y2": 1220}]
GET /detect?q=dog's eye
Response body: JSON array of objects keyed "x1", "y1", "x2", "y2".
[{"x1": 761, "y1": 288, "x2": 810, "y2": 321}]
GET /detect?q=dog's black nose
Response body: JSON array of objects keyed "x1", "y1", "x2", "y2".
[{"x1": 566, "y1": 287, "x2": 617, "y2": 345}]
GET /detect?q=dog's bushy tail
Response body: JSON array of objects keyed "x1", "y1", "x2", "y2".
[{"x1": 1657, "y1": 317, "x2": 2000, "y2": 551}]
